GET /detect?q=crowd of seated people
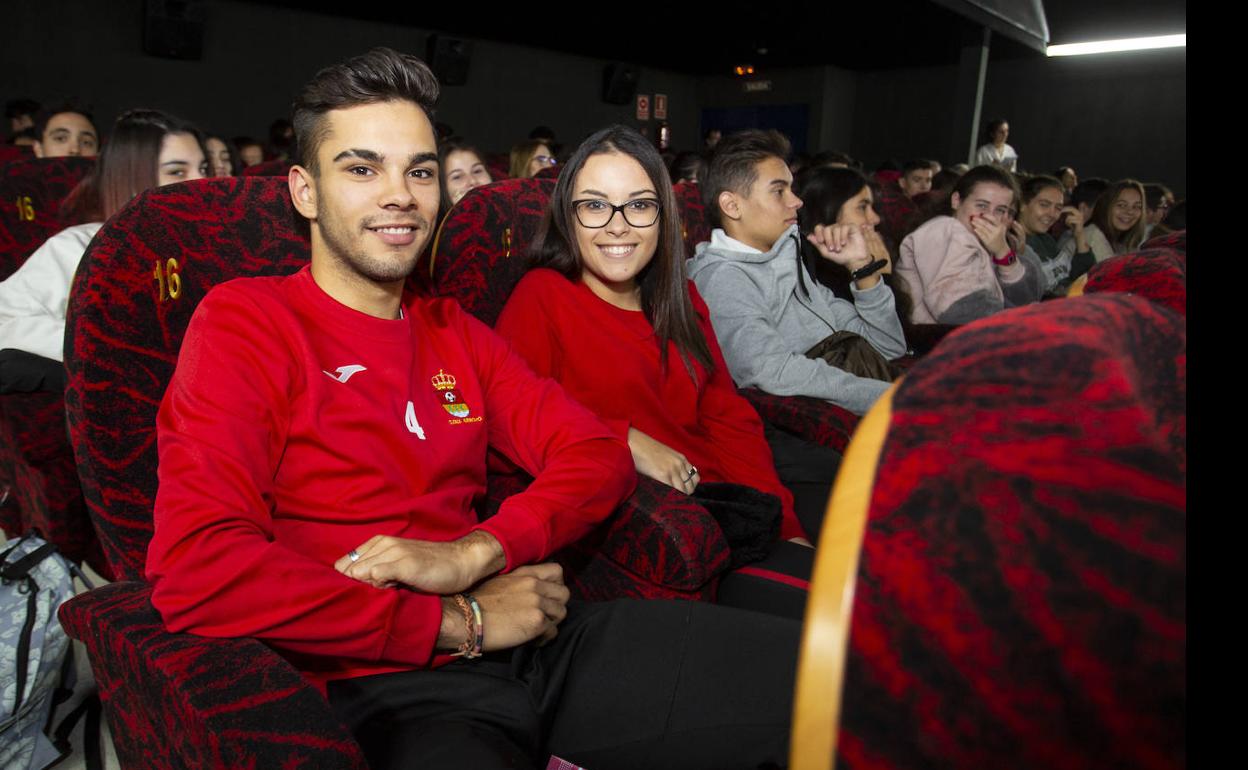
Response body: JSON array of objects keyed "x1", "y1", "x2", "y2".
[{"x1": 1, "y1": 48, "x2": 1186, "y2": 769}]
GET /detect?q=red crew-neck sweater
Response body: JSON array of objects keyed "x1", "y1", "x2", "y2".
[
  {"x1": 495, "y1": 269, "x2": 803, "y2": 539},
  {"x1": 147, "y1": 266, "x2": 634, "y2": 692}
]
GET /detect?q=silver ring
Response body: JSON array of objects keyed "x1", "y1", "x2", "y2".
[
  {"x1": 685, "y1": 466, "x2": 698, "y2": 481},
  {"x1": 347, "y1": 549, "x2": 361, "y2": 563}
]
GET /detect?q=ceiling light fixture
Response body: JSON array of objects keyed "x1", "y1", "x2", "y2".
[{"x1": 1046, "y1": 34, "x2": 1186, "y2": 57}]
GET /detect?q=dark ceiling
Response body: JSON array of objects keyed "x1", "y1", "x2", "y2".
[{"x1": 242, "y1": 0, "x2": 1186, "y2": 75}]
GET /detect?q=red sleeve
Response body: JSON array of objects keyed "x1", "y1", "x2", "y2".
[
  {"x1": 146, "y1": 285, "x2": 442, "y2": 668},
  {"x1": 690, "y1": 285, "x2": 805, "y2": 540},
  {"x1": 453, "y1": 300, "x2": 637, "y2": 569}
]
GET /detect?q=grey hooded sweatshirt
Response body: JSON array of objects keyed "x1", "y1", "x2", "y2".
[{"x1": 687, "y1": 225, "x2": 907, "y2": 416}]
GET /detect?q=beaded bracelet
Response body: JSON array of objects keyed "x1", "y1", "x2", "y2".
[{"x1": 450, "y1": 593, "x2": 483, "y2": 659}]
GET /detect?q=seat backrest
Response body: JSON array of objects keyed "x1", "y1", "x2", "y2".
[
  {"x1": 793, "y1": 293, "x2": 1186, "y2": 770},
  {"x1": 428, "y1": 177, "x2": 555, "y2": 327},
  {"x1": 672, "y1": 181, "x2": 710, "y2": 257},
  {"x1": 1140, "y1": 228, "x2": 1186, "y2": 254},
  {"x1": 0, "y1": 145, "x2": 31, "y2": 167},
  {"x1": 241, "y1": 159, "x2": 294, "y2": 177},
  {"x1": 0, "y1": 156, "x2": 94, "y2": 279},
  {"x1": 1083, "y1": 247, "x2": 1187, "y2": 316},
  {"x1": 65, "y1": 176, "x2": 310, "y2": 580}
]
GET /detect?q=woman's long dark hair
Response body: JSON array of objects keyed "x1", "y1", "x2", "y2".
[
  {"x1": 62, "y1": 108, "x2": 204, "y2": 223},
  {"x1": 528, "y1": 124, "x2": 713, "y2": 380},
  {"x1": 793, "y1": 165, "x2": 915, "y2": 323}
]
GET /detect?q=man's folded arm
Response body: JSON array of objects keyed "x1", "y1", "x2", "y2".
[{"x1": 457, "y1": 308, "x2": 637, "y2": 570}]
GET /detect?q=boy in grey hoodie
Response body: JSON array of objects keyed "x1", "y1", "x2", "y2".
[{"x1": 687, "y1": 130, "x2": 906, "y2": 416}]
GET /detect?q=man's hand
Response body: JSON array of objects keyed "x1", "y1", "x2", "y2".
[
  {"x1": 807, "y1": 224, "x2": 872, "y2": 271},
  {"x1": 436, "y1": 563, "x2": 570, "y2": 652},
  {"x1": 628, "y1": 427, "x2": 699, "y2": 494},
  {"x1": 969, "y1": 214, "x2": 1011, "y2": 259},
  {"x1": 335, "y1": 530, "x2": 505, "y2": 594}
]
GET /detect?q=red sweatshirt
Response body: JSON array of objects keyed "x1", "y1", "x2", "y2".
[
  {"x1": 146, "y1": 266, "x2": 635, "y2": 691},
  {"x1": 495, "y1": 269, "x2": 803, "y2": 540}
]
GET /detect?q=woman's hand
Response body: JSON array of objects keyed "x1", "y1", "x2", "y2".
[
  {"x1": 628, "y1": 427, "x2": 700, "y2": 494},
  {"x1": 865, "y1": 228, "x2": 892, "y2": 274},
  {"x1": 1007, "y1": 220, "x2": 1027, "y2": 254},
  {"x1": 969, "y1": 214, "x2": 1011, "y2": 259}
]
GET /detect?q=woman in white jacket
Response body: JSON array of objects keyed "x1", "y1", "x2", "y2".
[{"x1": 0, "y1": 109, "x2": 207, "y2": 362}]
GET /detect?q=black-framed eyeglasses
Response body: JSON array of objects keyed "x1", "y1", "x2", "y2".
[{"x1": 572, "y1": 198, "x2": 661, "y2": 228}]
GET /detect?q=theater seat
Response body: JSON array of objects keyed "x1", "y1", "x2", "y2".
[
  {"x1": 792, "y1": 294, "x2": 1185, "y2": 770},
  {"x1": 430, "y1": 178, "x2": 731, "y2": 600},
  {"x1": 1078, "y1": 246, "x2": 1187, "y2": 316},
  {"x1": 58, "y1": 176, "x2": 368, "y2": 769},
  {"x1": 1141, "y1": 228, "x2": 1186, "y2": 254},
  {"x1": 240, "y1": 158, "x2": 294, "y2": 176},
  {"x1": 0, "y1": 155, "x2": 96, "y2": 562},
  {"x1": 0, "y1": 156, "x2": 94, "y2": 279},
  {"x1": 672, "y1": 181, "x2": 710, "y2": 258}
]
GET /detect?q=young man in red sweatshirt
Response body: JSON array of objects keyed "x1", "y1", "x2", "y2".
[{"x1": 146, "y1": 48, "x2": 800, "y2": 770}]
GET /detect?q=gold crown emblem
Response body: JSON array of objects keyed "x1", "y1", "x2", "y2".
[{"x1": 431, "y1": 369, "x2": 457, "y2": 390}]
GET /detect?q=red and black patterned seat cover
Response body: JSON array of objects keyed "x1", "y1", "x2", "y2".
[
  {"x1": 739, "y1": 389, "x2": 860, "y2": 453},
  {"x1": 431, "y1": 178, "x2": 731, "y2": 600},
  {"x1": 65, "y1": 176, "x2": 310, "y2": 579},
  {"x1": 1084, "y1": 247, "x2": 1187, "y2": 316},
  {"x1": 59, "y1": 176, "x2": 366, "y2": 769},
  {"x1": 838, "y1": 294, "x2": 1185, "y2": 769},
  {"x1": 0, "y1": 156, "x2": 96, "y2": 566},
  {"x1": 672, "y1": 181, "x2": 710, "y2": 258},
  {"x1": 429, "y1": 177, "x2": 556, "y2": 328},
  {"x1": 240, "y1": 158, "x2": 294, "y2": 177},
  {"x1": 1141, "y1": 228, "x2": 1186, "y2": 254},
  {"x1": 0, "y1": 156, "x2": 94, "y2": 279}
]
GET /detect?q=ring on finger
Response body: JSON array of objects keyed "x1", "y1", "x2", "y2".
[
  {"x1": 685, "y1": 466, "x2": 698, "y2": 482},
  {"x1": 347, "y1": 549, "x2": 361, "y2": 563}
]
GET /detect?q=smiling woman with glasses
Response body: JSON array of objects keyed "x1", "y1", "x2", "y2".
[{"x1": 495, "y1": 125, "x2": 813, "y2": 609}]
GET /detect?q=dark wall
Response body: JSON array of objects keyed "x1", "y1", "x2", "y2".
[
  {"x1": 2, "y1": 0, "x2": 699, "y2": 156},
  {"x1": 849, "y1": 47, "x2": 1187, "y2": 195},
  {"x1": 4, "y1": 0, "x2": 1185, "y2": 195}
]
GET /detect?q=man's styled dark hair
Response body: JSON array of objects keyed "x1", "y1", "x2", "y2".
[
  {"x1": 901, "y1": 159, "x2": 933, "y2": 176},
  {"x1": 529, "y1": 124, "x2": 713, "y2": 380},
  {"x1": 701, "y1": 129, "x2": 791, "y2": 228},
  {"x1": 292, "y1": 47, "x2": 439, "y2": 173},
  {"x1": 951, "y1": 165, "x2": 1020, "y2": 210}
]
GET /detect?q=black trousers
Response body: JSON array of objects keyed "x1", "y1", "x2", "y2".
[
  {"x1": 763, "y1": 423, "x2": 841, "y2": 544},
  {"x1": 327, "y1": 600, "x2": 799, "y2": 770}
]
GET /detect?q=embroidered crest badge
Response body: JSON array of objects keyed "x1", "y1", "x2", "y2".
[{"x1": 432, "y1": 369, "x2": 471, "y2": 418}]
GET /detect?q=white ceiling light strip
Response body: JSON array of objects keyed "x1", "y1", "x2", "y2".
[{"x1": 1046, "y1": 34, "x2": 1186, "y2": 57}]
